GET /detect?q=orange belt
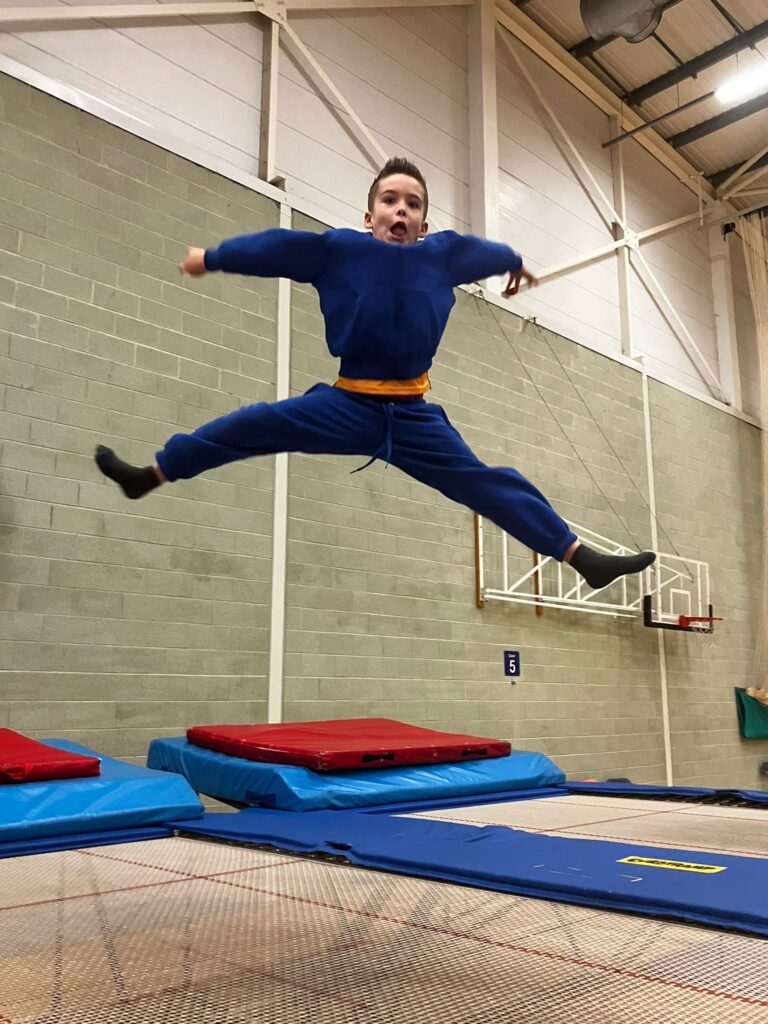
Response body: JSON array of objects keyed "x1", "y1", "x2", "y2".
[{"x1": 334, "y1": 372, "x2": 431, "y2": 397}]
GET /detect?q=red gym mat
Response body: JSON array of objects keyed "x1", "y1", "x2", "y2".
[
  {"x1": 186, "y1": 718, "x2": 511, "y2": 772},
  {"x1": 0, "y1": 730, "x2": 101, "y2": 783}
]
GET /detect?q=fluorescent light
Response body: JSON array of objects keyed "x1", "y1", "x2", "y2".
[{"x1": 715, "y1": 61, "x2": 768, "y2": 105}]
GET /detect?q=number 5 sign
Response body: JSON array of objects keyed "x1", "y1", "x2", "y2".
[{"x1": 504, "y1": 651, "x2": 521, "y2": 677}]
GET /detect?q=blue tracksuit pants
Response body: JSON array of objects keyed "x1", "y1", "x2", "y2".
[{"x1": 156, "y1": 384, "x2": 577, "y2": 560}]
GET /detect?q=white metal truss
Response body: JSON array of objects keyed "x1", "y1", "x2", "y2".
[
  {"x1": 709, "y1": 222, "x2": 742, "y2": 408},
  {"x1": 259, "y1": 16, "x2": 281, "y2": 184},
  {"x1": 494, "y1": 0, "x2": 717, "y2": 206},
  {"x1": 499, "y1": 28, "x2": 729, "y2": 399},
  {"x1": 280, "y1": 20, "x2": 389, "y2": 168},
  {"x1": 468, "y1": 0, "x2": 500, "y2": 244},
  {"x1": 493, "y1": 1, "x2": 751, "y2": 408},
  {"x1": 719, "y1": 142, "x2": 768, "y2": 199},
  {"x1": 0, "y1": 0, "x2": 733, "y2": 216},
  {"x1": 475, "y1": 515, "x2": 712, "y2": 629},
  {"x1": 0, "y1": 1, "x2": 464, "y2": 184},
  {"x1": 495, "y1": 28, "x2": 724, "y2": 401},
  {"x1": 0, "y1": 2, "x2": 257, "y2": 20},
  {"x1": 610, "y1": 116, "x2": 634, "y2": 360},
  {"x1": 0, "y1": 0, "x2": 472, "y2": 22}
]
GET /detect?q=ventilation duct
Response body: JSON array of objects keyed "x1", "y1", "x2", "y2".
[{"x1": 580, "y1": 0, "x2": 668, "y2": 43}]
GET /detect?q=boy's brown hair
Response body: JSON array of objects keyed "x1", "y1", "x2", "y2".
[{"x1": 367, "y1": 157, "x2": 428, "y2": 217}]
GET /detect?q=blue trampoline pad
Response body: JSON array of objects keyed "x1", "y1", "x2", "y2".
[
  {"x1": 566, "y1": 780, "x2": 768, "y2": 804},
  {"x1": 171, "y1": 806, "x2": 768, "y2": 936},
  {"x1": 1, "y1": 826, "x2": 171, "y2": 861},
  {"x1": 147, "y1": 736, "x2": 564, "y2": 810},
  {"x1": 0, "y1": 739, "x2": 203, "y2": 851}
]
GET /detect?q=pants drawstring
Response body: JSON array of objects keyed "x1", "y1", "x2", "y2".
[{"x1": 351, "y1": 402, "x2": 395, "y2": 473}]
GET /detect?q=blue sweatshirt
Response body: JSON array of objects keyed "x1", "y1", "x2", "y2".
[{"x1": 205, "y1": 228, "x2": 523, "y2": 381}]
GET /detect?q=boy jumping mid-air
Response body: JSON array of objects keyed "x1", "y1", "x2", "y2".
[{"x1": 96, "y1": 157, "x2": 655, "y2": 590}]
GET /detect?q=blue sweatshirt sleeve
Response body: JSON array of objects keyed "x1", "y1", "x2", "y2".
[
  {"x1": 441, "y1": 231, "x2": 523, "y2": 286},
  {"x1": 204, "y1": 228, "x2": 326, "y2": 284}
]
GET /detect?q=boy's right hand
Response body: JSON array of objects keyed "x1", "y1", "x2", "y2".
[
  {"x1": 503, "y1": 265, "x2": 539, "y2": 297},
  {"x1": 180, "y1": 247, "x2": 207, "y2": 276}
]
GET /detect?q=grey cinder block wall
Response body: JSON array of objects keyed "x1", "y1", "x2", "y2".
[
  {"x1": 0, "y1": 73, "x2": 276, "y2": 760},
  {"x1": 1, "y1": 73, "x2": 765, "y2": 786}
]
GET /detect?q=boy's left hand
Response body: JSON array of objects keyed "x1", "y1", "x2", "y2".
[
  {"x1": 503, "y1": 266, "x2": 539, "y2": 297},
  {"x1": 180, "y1": 247, "x2": 207, "y2": 276}
]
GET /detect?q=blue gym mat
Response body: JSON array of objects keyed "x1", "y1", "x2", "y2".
[
  {"x1": 1, "y1": 826, "x2": 172, "y2": 860},
  {"x1": 147, "y1": 736, "x2": 564, "y2": 811},
  {"x1": 170, "y1": 806, "x2": 768, "y2": 936},
  {"x1": 0, "y1": 739, "x2": 204, "y2": 855},
  {"x1": 565, "y1": 780, "x2": 768, "y2": 803}
]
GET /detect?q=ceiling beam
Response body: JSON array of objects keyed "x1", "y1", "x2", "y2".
[
  {"x1": 288, "y1": 0, "x2": 472, "y2": 7},
  {"x1": 570, "y1": 35, "x2": 612, "y2": 61},
  {"x1": 626, "y1": 19, "x2": 768, "y2": 106},
  {"x1": 494, "y1": 0, "x2": 716, "y2": 202},
  {"x1": 0, "y1": 0, "x2": 470, "y2": 23},
  {"x1": 0, "y1": 2, "x2": 254, "y2": 21},
  {"x1": 669, "y1": 90, "x2": 768, "y2": 148}
]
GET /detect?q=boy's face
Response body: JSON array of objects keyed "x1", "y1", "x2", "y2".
[{"x1": 364, "y1": 174, "x2": 428, "y2": 245}]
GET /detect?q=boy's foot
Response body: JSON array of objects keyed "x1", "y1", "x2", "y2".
[
  {"x1": 95, "y1": 445, "x2": 161, "y2": 499},
  {"x1": 568, "y1": 544, "x2": 656, "y2": 590}
]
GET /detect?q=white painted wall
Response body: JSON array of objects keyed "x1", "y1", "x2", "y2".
[
  {"x1": 622, "y1": 143, "x2": 719, "y2": 396},
  {"x1": 495, "y1": 40, "x2": 622, "y2": 359},
  {"x1": 0, "y1": 0, "x2": 758, "y2": 412},
  {"x1": 278, "y1": 9, "x2": 471, "y2": 232}
]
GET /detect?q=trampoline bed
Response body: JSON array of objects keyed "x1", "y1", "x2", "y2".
[
  {"x1": 170, "y1": 782, "x2": 768, "y2": 936},
  {"x1": 401, "y1": 791, "x2": 768, "y2": 861},
  {"x1": 1, "y1": 835, "x2": 766, "y2": 1024}
]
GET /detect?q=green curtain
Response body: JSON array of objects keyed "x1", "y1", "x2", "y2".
[{"x1": 735, "y1": 688, "x2": 768, "y2": 740}]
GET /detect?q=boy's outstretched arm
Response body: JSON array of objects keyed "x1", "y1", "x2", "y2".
[
  {"x1": 442, "y1": 231, "x2": 537, "y2": 294},
  {"x1": 180, "y1": 228, "x2": 327, "y2": 284}
]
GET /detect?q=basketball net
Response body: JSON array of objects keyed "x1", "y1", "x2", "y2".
[{"x1": 740, "y1": 211, "x2": 768, "y2": 687}]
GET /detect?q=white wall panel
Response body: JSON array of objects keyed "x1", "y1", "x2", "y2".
[
  {"x1": 387, "y1": 5, "x2": 467, "y2": 69},
  {"x1": 496, "y1": 42, "x2": 622, "y2": 357},
  {"x1": 621, "y1": 144, "x2": 718, "y2": 394},
  {"x1": 277, "y1": 10, "x2": 470, "y2": 232},
  {"x1": 276, "y1": 112, "x2": 371, "y2": 229},
  {"x1": 0, "y1": 1, "x2": 266, "y2": 174}
]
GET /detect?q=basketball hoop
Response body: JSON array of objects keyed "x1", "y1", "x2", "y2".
[
  {"x1": 677, "y1": 614, "x2": 723, "y2": 633},
  {"x1": 642, "y1": 596, "x2": 725, "y2": 655},
  {"x1": 642, "y1": 596, "x2": 722, "y2": 634}
]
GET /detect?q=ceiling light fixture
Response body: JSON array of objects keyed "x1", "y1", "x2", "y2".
[{"x1": 715, "y1": 61, "x2": 768, "y2": 105}]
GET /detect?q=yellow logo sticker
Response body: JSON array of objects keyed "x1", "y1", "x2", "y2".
[{"x1": 618, "y1": 856, "x2": 726, "y2": 874}]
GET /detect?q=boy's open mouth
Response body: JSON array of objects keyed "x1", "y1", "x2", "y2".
[{"x1": 389, "y1": 221, "x2": 407, "y2": 240}]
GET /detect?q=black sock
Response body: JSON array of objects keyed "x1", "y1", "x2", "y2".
[
  {"x1": 569, "y1": 544, "x2": 656, "y2": 590},
  {"x1": 95, "y1": 445, "x2": 161, "y2": 500}
]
